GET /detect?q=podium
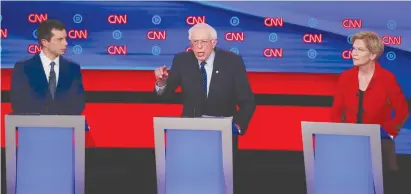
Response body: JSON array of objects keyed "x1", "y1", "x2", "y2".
[
  {"x1": 153, "y1": 117, "x2": 234, "y2": 194},
  {"x1": 4, "y1": 115, "x2": 85, "y2": 194},
  {"x1": 301, "y1": 121, "x2": 384, "y2": 194}
]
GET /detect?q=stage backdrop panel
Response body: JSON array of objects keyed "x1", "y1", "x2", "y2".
[{"x1": 0, "y1": 1, "x2": 409, "y2": 86}]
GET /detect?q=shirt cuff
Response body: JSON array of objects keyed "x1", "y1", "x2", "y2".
[{"x1": 155, "y1": 82, "x2": 166, "y2": 95}]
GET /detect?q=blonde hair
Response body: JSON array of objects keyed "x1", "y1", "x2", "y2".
[{"x1": 350, "y1": 31, "x2": 384, "y2": 58}]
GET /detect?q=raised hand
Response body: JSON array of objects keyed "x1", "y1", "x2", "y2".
[{"x1": 154, "y1": 65, "x2": 168, "y2": 87}]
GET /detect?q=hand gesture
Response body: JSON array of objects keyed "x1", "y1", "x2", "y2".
[{"x1": 154, "y1": 65, "x2": 168, "y2": 87}]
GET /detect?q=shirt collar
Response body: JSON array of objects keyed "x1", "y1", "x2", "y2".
[
  {"x1": 39, "y1": 50, "x2": 60, "y2": 68},
  {"x1": 198, "y1": 51, "x2": 215, "y2": 67}
]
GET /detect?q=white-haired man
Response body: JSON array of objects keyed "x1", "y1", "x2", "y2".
[
  {"x1": 154, "y1": 22, "x2": 255, "y2": 135},
  {"x1": 154, "y1": 22, "x2": 256, "y2": 191}
]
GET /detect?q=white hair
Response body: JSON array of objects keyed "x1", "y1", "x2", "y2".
[{"x1": 188, "y1": 23, "x2": 218, "y2": 40}]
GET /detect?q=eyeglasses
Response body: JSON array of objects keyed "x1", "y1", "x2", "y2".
[{"x1": 190, "y1": 39, "x2": 213, "y2": 46}]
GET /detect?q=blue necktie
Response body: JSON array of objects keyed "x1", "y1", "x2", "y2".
[
  {"x1": 200, "y1": 61, "x2": 207, "y2": 97},
  {"x1": 49, "y1": 62, "x2": 57, "y2": 99}
]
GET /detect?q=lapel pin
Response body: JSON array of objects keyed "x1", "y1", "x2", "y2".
[{"x1": 216, "y1": 70, "x2": 219, "y2": 74}]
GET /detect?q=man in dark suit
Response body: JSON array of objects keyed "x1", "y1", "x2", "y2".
[
  {"x1": 10, "y1": 19, "x2": 85, "y2": 116},
  {"x1": 155, "y1": 23, "x2": 255, "y2": 133},
  {"x1": 154, "y1": 23, "x2": 256, "y2": 192}
]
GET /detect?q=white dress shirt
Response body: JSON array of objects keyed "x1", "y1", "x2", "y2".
[
  {"x1": 156, "y1": 51, "x2": 215, "y2": 97},
  {"x1": 39, "y1": 51, "x2": 60, "y2": 84}
]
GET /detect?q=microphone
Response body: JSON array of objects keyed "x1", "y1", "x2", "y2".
[{"x1": 193, "y1": 108, "x2": 196, "y2": 118}]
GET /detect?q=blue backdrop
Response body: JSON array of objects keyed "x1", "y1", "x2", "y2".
[{"x1": 1, "y1": 1, "x2": 410, "y2": 96}]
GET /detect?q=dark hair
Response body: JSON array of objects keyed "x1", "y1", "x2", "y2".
[{"x1": 37, "y1": 19, "x2": 66, "y2": 46}]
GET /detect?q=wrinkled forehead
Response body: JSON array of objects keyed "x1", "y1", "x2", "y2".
[{"x1": 190, "y1": 28, "x2": 211, "y2": 40}]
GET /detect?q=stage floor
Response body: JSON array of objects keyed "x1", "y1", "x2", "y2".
[{"x1": 2, "y1": 148, "x2": 411, "y2": 194}]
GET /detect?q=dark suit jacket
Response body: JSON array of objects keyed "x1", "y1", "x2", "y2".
[
  {"x1": 157, "y1": 48, "x2": 256, "y2": 133},
  {"x1": 331, "y1": 62, "x2": 409, "y2": 137},
  {"x1": 10, "y1": 54, "x2": 85, "y2": 116}
]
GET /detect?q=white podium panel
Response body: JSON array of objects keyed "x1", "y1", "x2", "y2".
[
  {"x1": 4, "y1": 115, "x2": 85, "y2": 194},
  {"x1": 153, "y1": 117, "x2": 233, "y2": 194},
  {"x1": 301, "y1": 121, "x2": 384, "y2": 194}
]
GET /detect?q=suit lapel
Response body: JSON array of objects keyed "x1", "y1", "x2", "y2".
[
  {"x1": 207, "y1": 50, "x2": 222, "y2": 99},
  {"x1": 56, "y1": 57, "x2": 71, "y2": 96},
  {"x1": 26, "y1": 54, "x2": 49, "y2": 98},
  {"x1": 186, "y1": 52, "x2": 206, "y2": 98},
  {"x1": 187, "y1": 50, "x2": 222, "y2": 100},
  {"x1": 189, "y1": 52, "x2": 201, "y2": 75}
]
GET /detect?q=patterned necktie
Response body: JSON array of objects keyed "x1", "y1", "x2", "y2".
[
  {"x1": 49, "y1": 62, "x2": 57, "y2": 99},
  {"x1": 200, "y1": 61, "x2": 207, "y2": 97}
]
